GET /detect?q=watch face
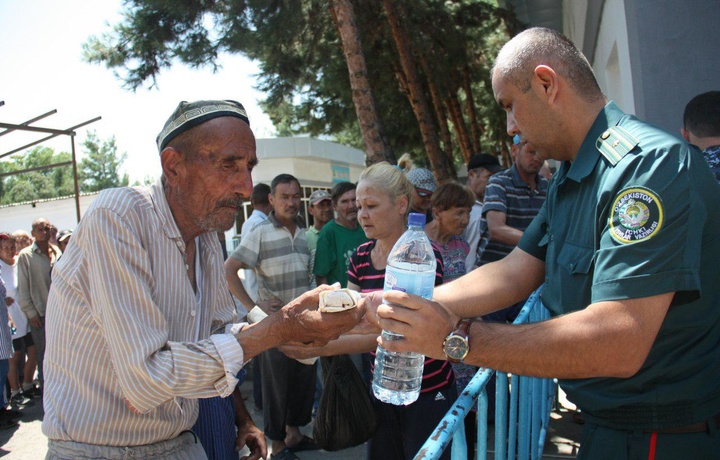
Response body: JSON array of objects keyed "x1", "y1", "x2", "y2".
[{"x1": 444, "y1": 335, "x2": 469, "y2": 361}]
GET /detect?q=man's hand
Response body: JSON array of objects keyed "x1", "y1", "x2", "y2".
[
  {"x1": 29, "y1": 316, "x2": 43, "y2": 329},
  {"x1": 376, "y1": 290, "x2": 459, "y2": 360},
  {"x1": 257, "y1": 298, "x2": 283, "y2": 314},
  {"x1": 5, "y1": 297, "x2": 14, "y2": 307},
  {"x1": 345, "y1": 291, "x2": 383, "y2": 335},
  {"x1": 278, "y1": 284, "x2": 365, "y2": 347},
  {"x1": 233, "y1": 388, "x2": 267, "y2": 460},
  {"x1": 236, "y1": 421, "x2": 266, "y2": 460}
]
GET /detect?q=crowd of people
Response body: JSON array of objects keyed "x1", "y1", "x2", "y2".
[{"x1": 0, "y1": 26, "x2": 717, "y2": 460}]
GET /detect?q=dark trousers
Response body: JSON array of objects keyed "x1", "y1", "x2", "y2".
[
  {"x1": 578, "y1": 421, "x2": 720, "y2": 460},
  {"x1": 368, "y1": 384, "x2": 457, "y2": 460},
  {"x1": 29, "y1": 317, "x2": 45, "y2": 387},
  {"x1": 260, "y1": 348, "x2": 316, "y2": 441}
]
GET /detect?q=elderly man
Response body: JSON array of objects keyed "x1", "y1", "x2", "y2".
[
  {"x1": 42, "y1": 100, "x2": 363, "y2": 460},
  {"x1": 374, "y1": 28, "x2": 720, "y2": 459}
]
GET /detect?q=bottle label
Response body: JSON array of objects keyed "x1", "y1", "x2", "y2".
[{"x1": 384, "y1": 265, "x2": 434, "y2": 300}]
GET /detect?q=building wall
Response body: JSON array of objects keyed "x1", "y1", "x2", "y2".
[
  {"x1": 623, "y1": 0, "x2": 720, "y2": 133},
  {"x1": 593, "y1": 0, "x2": 635, "y2": 115}
]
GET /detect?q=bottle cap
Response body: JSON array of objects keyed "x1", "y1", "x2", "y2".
[{"x1": 408, "y1": 212, "x2": 426, "y2": 227}]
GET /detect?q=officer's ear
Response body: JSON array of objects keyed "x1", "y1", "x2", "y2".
[{"x1": 533, "y1": 65, "x2": 559, "y2": 105}]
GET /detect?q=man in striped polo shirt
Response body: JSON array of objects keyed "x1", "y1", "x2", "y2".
[{"x1": 231, "y1": 173, "x2": 319, "y2": 460}]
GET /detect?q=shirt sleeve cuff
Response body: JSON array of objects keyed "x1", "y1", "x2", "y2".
[{"x1": 209, "y1": 332, "x2": 245, "y2": 397}]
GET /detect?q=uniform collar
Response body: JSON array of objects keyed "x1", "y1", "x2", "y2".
[{"x1": 566, "y1": 101, "x2": 626, "y2": 183}]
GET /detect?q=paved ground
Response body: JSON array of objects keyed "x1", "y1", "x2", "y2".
[{"x1": 0, "y1": 380, "x2": 581, "y2": 459}]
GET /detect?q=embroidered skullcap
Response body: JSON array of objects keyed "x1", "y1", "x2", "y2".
[{"x1": 156, "y1": 100, "x2": 250, "y2": 152}]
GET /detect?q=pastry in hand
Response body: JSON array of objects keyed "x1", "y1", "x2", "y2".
[{"x1": 319, "y1": 289, "x2": 361, "y2": 313}]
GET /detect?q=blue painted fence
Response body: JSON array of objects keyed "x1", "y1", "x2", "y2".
[{"x1": 414, "y1": 289, "x2": 555, "y2": 460}]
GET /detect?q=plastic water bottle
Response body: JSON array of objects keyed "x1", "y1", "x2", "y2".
[{"x1": 372, "y1": 212, "x2": 436, "y2": 405}]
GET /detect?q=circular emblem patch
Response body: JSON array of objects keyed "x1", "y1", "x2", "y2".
[{"x1": 609, "y1": 187, "x2": 663, "y2": 243}]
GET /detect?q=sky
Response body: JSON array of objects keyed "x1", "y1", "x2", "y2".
[{"x1": 0, "y1": 0, "x2": 275, "y2": 183}]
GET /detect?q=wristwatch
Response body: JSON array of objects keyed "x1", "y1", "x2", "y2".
[{"x1": 442, "y1": 319, "x2": 472, "y2": 363}]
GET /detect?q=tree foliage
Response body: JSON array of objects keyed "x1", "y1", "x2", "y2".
[
  {"x1": 79, "y1": 131, "x2": 129, "y2": 192},
  {"x1": 84, "y1": 0, "x2": 524, "y2": 178},
  {"x1": 0, "y1": 132, "x2": 128, "y2": 205}
]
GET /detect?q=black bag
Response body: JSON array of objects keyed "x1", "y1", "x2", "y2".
[{"x1": 313, "y1": 354, "x2": 379, "y2": 451}]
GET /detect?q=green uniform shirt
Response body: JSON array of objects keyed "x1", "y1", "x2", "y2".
[
  {"x1": 313, "y1": 220, "x2": 368, "y2": 287},
  {"x1": 519, "y1": 102, "x2": 720, "y2": 430}
]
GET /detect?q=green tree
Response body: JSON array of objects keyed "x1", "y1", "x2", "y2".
[
  {"x1": 79, "y1": 131, "x2": 129, "y2": 192},
  {"x1": 83, "y1": 0, "x2": 522, "y2": 177},
  {"x1": 0, "y1": 146, "x2": 74, "y2": 205}
]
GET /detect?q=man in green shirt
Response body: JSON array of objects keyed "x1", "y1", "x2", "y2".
[
  {"x1": 375, "y1": 27, "x2": 720, "y2": 459},
  {"x1": 314, "y1": 182, "x2": 368, "y2": 288}
]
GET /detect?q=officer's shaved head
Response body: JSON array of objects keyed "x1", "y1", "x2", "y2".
[{"x1": 493, "y1": 27, "x2": 604, "y2": 103}]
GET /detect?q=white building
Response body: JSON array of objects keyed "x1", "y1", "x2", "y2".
[{"x1": 0, "y1": 137, "x2": 366, "y2": 252}]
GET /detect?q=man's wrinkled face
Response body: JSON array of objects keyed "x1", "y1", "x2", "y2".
[
  {"x1": 31, "y1": 220, "x2": 52, "y2": 243},
  {"x1": 175, "y1": 118, "x2": 256, "y2": 233},
  {"x1": 309, "y1": 199, "x2": 333, "y2": 226},
  {"x1": 270, "y1": 181, "x2": 302, "y2": 222},
  {"x1": 334, "y1": 189, "x2": 358, "y2": 226}
]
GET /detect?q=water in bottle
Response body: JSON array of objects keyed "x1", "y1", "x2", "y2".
[{"x1": 372, "y1": 212, "x2": 436, "y2": 405}]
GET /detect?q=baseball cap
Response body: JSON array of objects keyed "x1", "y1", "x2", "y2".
[
  {"x1": 0, "y1": 233, "x2": 11, "y2": 241},
  {"x1": 405, "y1": 168, "x2": 437, "y2": 195},
  {"x1": 58, "y1": 229, "x2": 73, "y2": 242},
  {"x1": 309, "y1": 189, "x2": 331, "y2": 205},
  {"x1": 467, "y1": 153, "x2": 503, "y2": 173}
]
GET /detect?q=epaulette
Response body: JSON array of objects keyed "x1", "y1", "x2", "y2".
[{"x1": 595, "y1": 126, "x2": 639, "y2": 166}]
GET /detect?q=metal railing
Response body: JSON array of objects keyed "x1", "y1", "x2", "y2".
[{"x1": 415, "y1": 289, "x2": 554, "y2": 460}]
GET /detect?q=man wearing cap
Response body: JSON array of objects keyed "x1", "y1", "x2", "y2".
[
  {"x1": 405, "y1": 167, "x2": 437, "y2": 223},
  {"x1": 462, "y1": 153, "x2": 504, "y2": 270},
  {"x1": 305, "y1": 189, "x2": 333, "y2": 287},
  {"x1": 42, "y1": 100, "x2": 363, "y2": 460},
  {"x1": 314, "y1": 182, "x2": 368, "y2": 288},
  {"x1": 56, "y1": 229, "x2": 72, "y2": 254}
]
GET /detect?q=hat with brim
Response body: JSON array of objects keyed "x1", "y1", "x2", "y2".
[
  {"x1": 405, "y1": 168, "x2": 437, "y2": 194},
  {"x1": 309, "y1": 189, "x2": 332, "y2": 205},
  {"x1": 58, "y1": 229, "x2": 73, "y2": 242},
  {"x1": 468, "y1": 153, "x2": 503, "y2": 174},
  {"x1": 156, "y1": 100, "x2": 250, "y2": 152}
]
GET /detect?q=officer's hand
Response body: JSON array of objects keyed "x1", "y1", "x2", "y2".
[{"x1": 377, "y1": 290, "x2": 458, "y2": 360}]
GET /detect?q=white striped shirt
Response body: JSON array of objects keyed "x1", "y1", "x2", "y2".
[{"x1": 42, "y1": 181, "x2": 245, "y2": 446}]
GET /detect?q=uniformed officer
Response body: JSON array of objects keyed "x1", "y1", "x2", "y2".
[{"x1": 370, "y1": 27, "x2": 720, "y2": 459}]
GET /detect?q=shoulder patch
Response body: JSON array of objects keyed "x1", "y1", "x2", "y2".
[
  {"x1": 608, "y1": 187, "x2": 664, "y2": 244},
  {"x1": 596, "y1": 126, "x2": 639, "y2": 166}
]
